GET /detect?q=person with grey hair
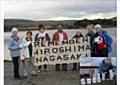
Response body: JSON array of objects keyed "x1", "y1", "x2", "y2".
[
  {"x1": 91, "y1": 24, "x2": 113, "y2": 57},
  {"x1": 8, "y1": 27, "x2": 21, "y2": 79},
  {"x1": 52, "y1": 25, "x2": 69, "y2": 71}
]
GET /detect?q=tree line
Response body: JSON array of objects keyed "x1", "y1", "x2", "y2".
[{"x1": 4, "y1": 17, "x2": 117, "y2": 32}]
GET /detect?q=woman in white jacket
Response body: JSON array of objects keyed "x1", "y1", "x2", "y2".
[{"x1": 19, "y1": 31, "x2": 36, "y2": 77}]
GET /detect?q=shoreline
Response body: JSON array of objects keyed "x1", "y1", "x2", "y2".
[{"x1": 4, "y1": 27, "x2": 117, "y2": 33}]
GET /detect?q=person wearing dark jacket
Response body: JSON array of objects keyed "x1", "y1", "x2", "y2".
[
  {"x1": 73, "y1": 31, "x2": 83, "y2": 38},
  {"x1": 34, "y1": 24, "x2": 50, "y2": 72},
  {"x1": 72, "y1": 31, "x2": 83, "y2": 70},
  {"x1": 91, "y1": 24, "x2": 113, "y2": 57},
  {"x1": 86, "y1": 24, "x2": 95, "y2": 57},
  {"x1": 86, "y1": 24, "x2": 94, "y2": 38}
]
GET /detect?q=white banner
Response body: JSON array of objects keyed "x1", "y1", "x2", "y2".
[{"x1": 32, "y1": 37, "x2": 91, "y2": 66}]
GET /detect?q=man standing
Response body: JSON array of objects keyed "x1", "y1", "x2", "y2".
[
  {"x1": 86, "y1": 24, "x2": 94, "y2": 38},
  {"x1": 8, "y1": 27, "x2": 21, "y2": 79},
  {"x1": 52, "y1": 25, "x2": 69, "y2": 71},
  {"x1": 86, "y1": 24, "x2": 95, "y2": 57}
]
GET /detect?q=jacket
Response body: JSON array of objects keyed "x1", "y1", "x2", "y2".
[
  {"x1": 34, "y1": 32, "x2": 50, "y2": 41},
  {"x1": 99, "y1": 60, "x2": 113, "y2": 74},
  {"x1": 73, "y1": 34, "x2": 83, "y2": 38},
  {"x1": 52, "y1": 31, "x2": 68, "y2": 42},
  {"x1": 19, "y1": 37, "x2": 31, "y2": 60},
  {"x1": 92, "y1": 31, "x2": 113, "y2": 53},
  {"x1": 8, "y1": 36, "x2": 21, "y2": 58}
]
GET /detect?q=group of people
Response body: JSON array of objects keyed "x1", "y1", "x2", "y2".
[{"x1": 8, "y1": 23, "x2": 113, "y2": 79}]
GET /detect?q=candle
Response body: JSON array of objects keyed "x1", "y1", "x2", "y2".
[
  {"x1": 80, "y1": 79, "x2": 86, "y2": 84},
  {"x1": 97, "y1": 73, "x2": 101, "y2": 82},
  {"x1": 87, "y1": 78, "x2": 91, "y2": 84},
  {"x1": 102, "y1": 73, "x2": 105, "y2": 81},
  {"x1": 109, "y1": 70, "x2": 114, "y2": 80}
]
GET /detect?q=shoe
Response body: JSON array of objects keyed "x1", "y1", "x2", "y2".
[
  {"x1": 56, "y1": 69, "x2": 60, "y2": 71},
  {"x1": 31, "y1": 71, "x2": 37, "y2": 76},
  {"x1": 23, "y1": 72, "x2": 28, "y2": 77},
  {"x1": 37, "y1": 69, "x2": 41, "y2": 73},
  {"x1": 72, "y1": 68, "x2": 77, "y2": 71},
  {"x1": 14, "y1": 76, "x2": 21, "y2": 80},
  {"x1": 44, "y1": 68, "x2": 49, "y2": 71},
  {"x1": 22, "y1": 76, "x2": 27, "y2": 79},
  {"x1": 62, "y1": 69, "x2": 67, "y2": 71}
]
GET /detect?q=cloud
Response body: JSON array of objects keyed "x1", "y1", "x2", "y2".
[
  {"x1": 48, "y1": 12, "x2": 116, "y2": 21},
  {"x1": 4, "y1": 0, "x2": 117, "y2": 20}
]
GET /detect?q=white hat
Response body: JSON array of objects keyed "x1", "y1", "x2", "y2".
[
  {"x1": 11, "y1": 27, "x2": 18, "y2": 32},
  {"x1": 94, "y1": 24, "x2": 102, "y2": 29}
]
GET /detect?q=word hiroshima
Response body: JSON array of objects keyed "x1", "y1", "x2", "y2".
[{"x1": 33, "y1": 37, "x2": 91, "y2": 65}]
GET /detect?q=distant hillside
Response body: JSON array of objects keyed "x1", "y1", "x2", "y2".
[
  {"x1": 4, "y1": 17, "x2": 117, "y2": 32},
  {"x1": 73, "y1": 17, "x2": 117, "y2": 29}
]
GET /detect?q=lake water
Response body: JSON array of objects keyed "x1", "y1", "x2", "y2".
[{"x1": 4, "y1": 28, "x2": 117, "y2": 60}]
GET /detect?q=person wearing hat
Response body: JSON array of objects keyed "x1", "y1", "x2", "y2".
[
  {"x1": 52, "y1": 25, "x2": 69, "y2": 71},
  {"x1": 91, "y1": 24, "x2": 113, "y2": 57},
  {"x1": 34, "y1": 24, "x2": 50, "y2": 72},
  {"x1": 8, "y1": 27, "x2": 21, "y2": 79}
]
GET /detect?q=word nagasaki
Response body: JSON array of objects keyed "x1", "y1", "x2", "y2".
[{"x1": 33, "y1": 37, "x2": 91, "y2": 65}]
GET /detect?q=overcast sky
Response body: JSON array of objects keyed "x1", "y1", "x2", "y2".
[{"x1": 4, "y1": 0, "x2": 117, "y2": 21}]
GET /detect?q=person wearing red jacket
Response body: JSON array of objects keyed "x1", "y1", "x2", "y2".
[{"x1": 52, "y1": 25, "x2": 69, "y2": 71}]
